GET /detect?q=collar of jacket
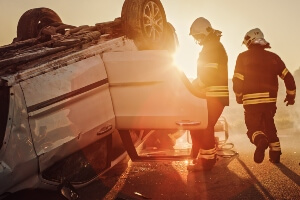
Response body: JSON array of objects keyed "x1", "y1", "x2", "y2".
[
  {"x1": 248, "y1": 43, "x2": 271, "y2": 49},
  {"x1": 202, "y1": 32, "x2": 221, "y2": 45}
]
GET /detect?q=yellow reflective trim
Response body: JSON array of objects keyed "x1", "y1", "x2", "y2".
[
  {"x1": 252, "y1": 131, "x2": 265, "y2": 143},
  {"x1": 199, "y1": 154, "x2": 216, "y2": 159},
  {"x1": 286, "y1": 89, "x2": 296, "y2": 95},
  {"x1": 233, "y1": 73, "x2": 244, "y2": 81},
  {"x1": 243, "y1": 98, "x2": 277, "y2": 105},
  {"x1": 204, "y1": 63, "x2": 218, "y2": 69},
  {"x1": 206, "y1": 92, "x2": 229, "y2": 97},
  {"x1": 280, "y1": 68, "x2": 289, "y2": 79},
  {"x1": 269, "y1": 141, "x2": 280, "y2": 147},
  {"x1": 269, "y1": 141, "x2": 281, "y2": 151},
  {"x1": 200, "y1": 147, "x2": 217, "y2": 155},
  {"x1": 206, "y1": 86, "x2": 228, "y2": 91},
  {"x1": 198, "y1": 147, "x2": 216, "y2": 159},
  {"x1": 243, "y1": 92, "x2": 269, "y2": 100}
]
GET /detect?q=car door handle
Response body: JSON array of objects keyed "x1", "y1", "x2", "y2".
[
  {"x1": 176, "y1": 120, "x2": 201, "y2": 126},
  {"x1": 97, "y1": 124, "x2": 113, "y2": 135}
]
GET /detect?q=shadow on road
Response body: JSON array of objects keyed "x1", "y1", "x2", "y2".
[
  {"x1": 233, "y1": 157, "x2": 275, "y2": 200},
  {"x1": 275, "y1": 163, "x2": 300, "y2": 186}
]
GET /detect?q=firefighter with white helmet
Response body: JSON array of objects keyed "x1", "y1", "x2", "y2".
[
  {"x1": 233, "y1": 28, "x2": 296, "y2": 163},
  {"x1": 242, "y1": 28, "x2": 268, "y2": 47},
  {"x1": 188, "y1": 17, "x2": 229, "y2": 171},
  {"x1": 189, "y1": 17, "x2": 213, "y2": 43}
]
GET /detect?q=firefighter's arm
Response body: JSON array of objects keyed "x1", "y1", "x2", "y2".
[
  {"x1": 197, "y1": 61, "x2": 218, "y2": 86},
  {"x1": 232, "y1": 55, "x2": 244, "y2": 104},
  {"x1": 234, "y1": 92, "x2": 243, "y2": 104},
  {"x1": 192, "y1": 78, "x2": 205, "y2": 90},
  {"x1": 277, "y1": 59, "x2": 296, "y2": 106},
  {"x1": 284, "y1": 91, "x2": 296, "y2": 106},
  {"x1": 197, "y1": 47, "x2": 221, "y2": 86},
  {"x1": 232, "y1": 78, "x2": 243, "y2": 104},
  {"x1": 283, "y1": 73, "x2": 296, "y2": 106}
]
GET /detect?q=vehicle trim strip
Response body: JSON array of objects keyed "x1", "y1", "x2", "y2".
[
  {"x1": 109, "y1": 81, "x2": 162, "y2": 87},
  {"x1": 27, "y1": 78, "x2": 108, "y2": 113}
]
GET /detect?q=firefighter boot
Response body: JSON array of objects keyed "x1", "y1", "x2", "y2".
[
  {"x1": 187, "y1": 148, "x2": 216, "y2": 171},
  {"x1": 187, "y1": 158, "x2": 216, "y2": 171},
  {"x1": 269, "y1": 142, "x2": 282, "y2": 163},
  {"x1": 190, "y1": 147, "x2": 198, "y2": 164},
  {"x1": 254, "y1": 138, "x2": 269, "y2": 163},
  {"x1": 269, "y1": 151, "x2": 282, "y2": 163}
]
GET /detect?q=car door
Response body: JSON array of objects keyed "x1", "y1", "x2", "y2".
[
  {"x1": 103, "y1": 50, "x2": 209, "y2": 161},
  {"x1": 20, "y1": 55, "x2": 115, "y2": 184}
]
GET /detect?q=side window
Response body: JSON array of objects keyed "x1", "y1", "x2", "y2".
[{"x1": 0, "y1": 86, "x2": 9, "y2": 149}]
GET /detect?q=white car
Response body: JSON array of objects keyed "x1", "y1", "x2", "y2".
[{"x1": 0, "y1": 0, "x2": 227, "y2": 199}]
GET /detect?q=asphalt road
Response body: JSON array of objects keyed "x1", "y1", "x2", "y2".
[{"x1": 76, "y1": 127, "x2": 300, "y2": 200}]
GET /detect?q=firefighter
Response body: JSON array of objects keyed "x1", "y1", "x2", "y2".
[
  {"x1": 188, "y1": 17, "x2": 229, "y2": 171},
  {"x1": 232, "y1": 28, "x2": 296, "y2": 163}
]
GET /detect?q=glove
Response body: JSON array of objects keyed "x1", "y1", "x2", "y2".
[
  {"x1": 284, "y1": 94, "x2": 295, "y2": 106},
  {"x1": 235, "y1": 93, "x2": 243, "y2": 104},
  {"x1": 236, "y1": 96, "x2": 243, "y2": 104},
  {"x1": 192, "y1": 78, "x2": 205, "y2": 90}
]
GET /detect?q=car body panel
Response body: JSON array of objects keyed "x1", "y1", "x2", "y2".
[
  {"x1": 103, "y1": 50, "x2": 208, "y2": 130},
  {"x1": 0, "y1": 38, "x2": 139, "y2": 196},
  {"x1": 1, "y1": 37, "x2": 137, "y2": 87},
  {"x1": 0, "y1": 85, "x2": 39, "y2": 194},
  {"x1": 19, "y1": 56, "x2": 116, "y2": 175}
]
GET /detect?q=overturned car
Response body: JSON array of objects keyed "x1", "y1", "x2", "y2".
[{"x1": 0, "y1": 0, "x2": 228, "y2": 198}]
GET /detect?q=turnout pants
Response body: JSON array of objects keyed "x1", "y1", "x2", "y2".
[
  {"x1": 244, "y1": 104, "x2": 279, "y2": 145},
  {"x1": 190, "y1": 98, "x2": 224, "y2": 159}
]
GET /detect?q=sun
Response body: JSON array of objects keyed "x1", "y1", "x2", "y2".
[{"x1": 171, "y1": 39, "x2": 200, "y2": 80}]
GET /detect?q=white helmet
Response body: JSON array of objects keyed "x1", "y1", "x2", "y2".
[
  {"x1": 189, "y1": 17, "x2": 213, "y2": 37},
  {"x1": 243, "y1": 28, "x2": 269, "y2": 48}
]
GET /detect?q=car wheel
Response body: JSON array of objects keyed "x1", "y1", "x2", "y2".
[
  {"x1": 16, "y1": 7, "x2": 62, "y2": 42},
  {"x1": 121, "y1": 0, "x2": 168, "y2": 50},
  {"x1": 162, "y1": 22, "x2": 179, "y2": 53}
]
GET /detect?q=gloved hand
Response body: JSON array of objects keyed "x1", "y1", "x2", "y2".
[
  {"x1": 192, "y1": 78, "x2": 205, "y2": 90},
  {"x1": 191, "y1": 78, "x2": 206, "y2": 98},
  {"x1": 236, "y1": 96, "x2": 243, "y2": 104},
  {"x1": 235, "y1": 93, "x2": 243, "y2": 104},
  {"x1": 284, "y1": 94, "x2": 295, "y2": 106}
]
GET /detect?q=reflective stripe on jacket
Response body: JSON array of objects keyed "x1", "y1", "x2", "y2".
[
  {"x1": 197, "y1": 35, "x2": 229, "y2": 106},
  {"x1": 232, "y1": 46, "x2": 296, "y2": 108},
  {"x1": 206, "y1": 86, "x2": 229, "y2": 98}
]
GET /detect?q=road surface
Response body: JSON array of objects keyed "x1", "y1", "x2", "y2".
[{"x1": 76, "y1": 127, "x2": 300, "y2": 200}]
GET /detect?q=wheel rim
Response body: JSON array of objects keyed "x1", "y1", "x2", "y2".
[{"x1": 142, "y1": 1, "x2": 164, "y2": 42}]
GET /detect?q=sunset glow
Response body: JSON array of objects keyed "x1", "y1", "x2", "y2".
[{"x1": 1, "y1": 0, "x2": 300, "y2": 78}]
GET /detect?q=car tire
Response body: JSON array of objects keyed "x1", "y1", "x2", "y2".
[
  {"x1": 162, "y1": 22, "x2": 179, "y2": 53},
  {"x1": 121, "y1": 0, "x2": 169, "y2": 50},
  {"x1": 16, "y1": 7, "x2": 62, "y2": 42}
]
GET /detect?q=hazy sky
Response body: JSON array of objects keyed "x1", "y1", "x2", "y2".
[{"x1": 1, "y1": 0, "x2": 300, "y2": 78}]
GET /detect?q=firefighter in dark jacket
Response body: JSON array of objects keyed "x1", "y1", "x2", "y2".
[
  {"x1": 233, "y1": 28, "x2": 296, "y2": 163},
  {"x1": 188, "y1": 17, "x2": 229, "y2": 171}
]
